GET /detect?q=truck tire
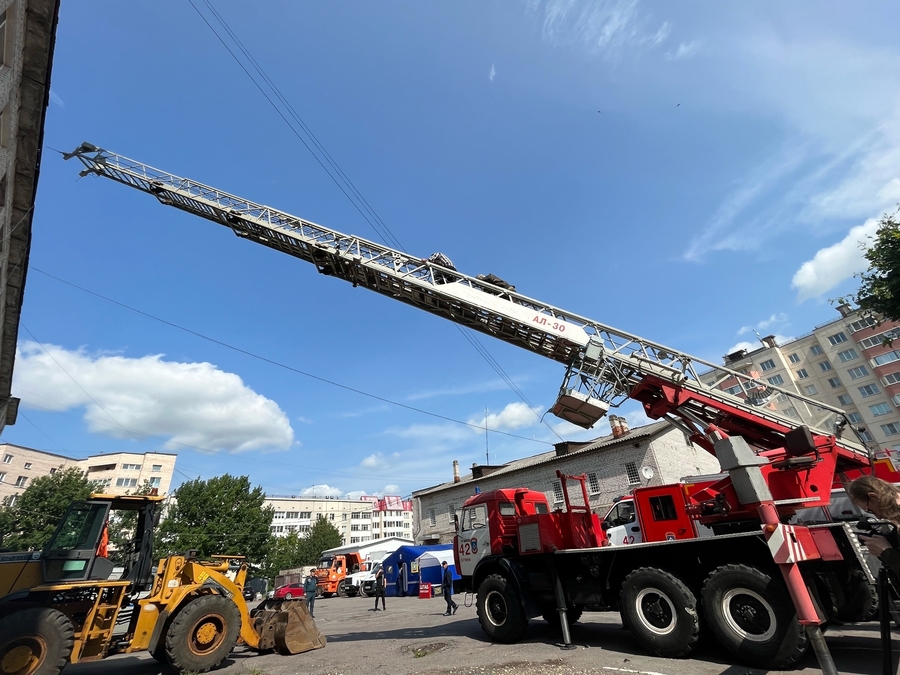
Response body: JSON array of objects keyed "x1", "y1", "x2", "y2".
[
  {"x1": 701, "y1": 564, "x2": 808, "y2": 669},
  {"x1": 619, "y1": 567, "x2": 701, "y2": 658},
  {"x1": 359, "y1": 586, "x2": 369, "y2": 598},
  {"x1": 476, "y1": 574, "x2": 528, "y2": 643},
  {"x1": 0, "y1": 607, "x2": 74, "y2": 675},
  {"x1": 337, "y1": 580, "x2": 350, "y2": 598},
  {"x1": 164, "y1": 594, "x2": 241, "y2": 673}
]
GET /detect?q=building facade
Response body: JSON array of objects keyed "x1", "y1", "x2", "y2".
[
  {"x1": 0, "y1": 443, "x2": 176, "y2": 503},
  {"x1": 264, "y1": 494, "x2": 413, "y2": 546},
  {"x1": 412, "y1": 420, "x2": 720, "y2": 545},
  {"x1": 701, "y1": 304, "x2": 900, "y2": 453},
  {"x1": 0, "y1": 1, "x2": 61, "y2": 438}
]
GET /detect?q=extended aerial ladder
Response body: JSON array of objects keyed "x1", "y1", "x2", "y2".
[{"x1": 66, "y1": 142, "x2": 874, "y2": 673}]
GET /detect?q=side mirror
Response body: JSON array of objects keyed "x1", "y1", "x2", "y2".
[
  {"x1": 453, "y1": 514, "x2": 460, "y2": 532},
  {"x1": 600, "y1": 521, "x2": 610, "y2": 531}
]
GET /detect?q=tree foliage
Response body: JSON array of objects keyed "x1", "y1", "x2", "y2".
[
  {"x1": 155, "y1": 474, "x2": 273, "y2": 563},
  {"x1": 0, "y1": 468, "x2": 93, "y2": 551},
  {"x1": 261, "y1": 519, "x2": 343, "y2": 582},
  {"x1": 302, "y1": 518, "x2": 342, "y2": 565},
  {"x1": 855, "y1": 212, "x2": 900, "y2": 322}
]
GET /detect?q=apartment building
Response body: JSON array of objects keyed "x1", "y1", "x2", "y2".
[
  {"x1": 265, "y1": 494, "x2": 413, "y2": 546},
  {"x1": 0, "y1": 443, "x2": 176, "y2": 503},
  {"x1": 412, "y1": 419, "x2": 719, "y2": 545},
  {"x1": 701, "y1": 303, "x2": 900, "y2": 453}
]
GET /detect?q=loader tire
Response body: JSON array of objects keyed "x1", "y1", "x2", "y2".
[
  {"x1": 165, "y1": 594, "x2": 241, "y2": 673},
  {"x1": 702, "y1": 564, "x2": 808, "y2": 669},
  {"x1": 619, "y1": 567, "x2": 701, "y2": 658},
  {"x1": 476, "y1": 574, "x2": 528, "y2": 643},
  {"x1": 0, "y1": 607, "x2": 74, "y2": 675}
]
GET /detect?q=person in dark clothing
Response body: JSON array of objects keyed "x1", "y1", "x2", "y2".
[
  {"x1": 398, "y1": 559, "x2": 408, "y2": 597},
  {"x1": 441, "y1": 561, "x2": 458, "y2": 616},
  {"x1": 373, "y1": 565, "x2": 386, "y2": 611},
  {"x1": 848, "y1": 475, "x2": 900, "y2": 576}
]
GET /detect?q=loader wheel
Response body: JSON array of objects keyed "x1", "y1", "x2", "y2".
[
  {"x1": 619, "y1": 567, "x2": 701, "y2": 658},
  {"x1": 165, "y1": 594, "x2": 241, "y2": 673},
  {"x1": 476, "y1": 574, "x2": 528, "y2": 643},
  {"x1": 702, "y1": 564, "x2": 808, "y2": 669},
  {"x1": 0, "y1": 607, "x2": 73, "y2": 675}
]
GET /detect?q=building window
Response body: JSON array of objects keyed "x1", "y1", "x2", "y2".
[
  {"x1": 828, "y1": 332, "x2": 848, "y2": 346},
  {"x1": 870, "y1": 403, "x2": 892, "y2": 417},
  {"x1": 587, "y1": 472, "x2": 600, "y2": 494},
  {"x1": 796, "y1": 369, "x2": 809, "y2": 379},
  {"x1": 848, "y1": 366, "x2": 870, "y2": 380},
  {"x1": 725, "y1": 385, "x2": 743, "y2": 396},
  {"x1": 299, "y1": 511, "x2": 311, "y2": 519},
  {"x1": 552, "y1": 480, "x2": 564, "y2": 503},
  {"x1": 273, "y1": 511, "x2": 286, "y2": 520},
  {"x1": 828, "y1": 377, "x2": 842, "y2": 389},
  {"x1": 783, "y1": 407, "x2": 800, "y2": 419},
  {"x1": 776, "y1": 394, "x2": 789, "y2": 402},
  {"x1": 838, "y1": 349, "x2": 859, "y2": 362},
  {"x1": 448, "y1": 503, "x2": 456, "y2": 518},
  {"x1": 0, "y1": 471, "x2": 5, "y2": 482},
  {"x1": 428, "y1": 508, "x2": 436, "y2": 526},
  {"x1": 329, "y1": 513, "x2": 335, "y2": 520},
  {"x1": 873, "y1": 350, "x2": 900, "y2": 367},
  {"x1": 804, "y1": 384, "x2": 818, "y2": 396},
  {"x1": 122, "y1": 463, "x2": 142, "y2": 471},
  {"x1": 2, "y1": 454, "x2": 11, "y2": 464},
  {"x1": 893, "y1": 394, "x2": 900, "y2": 407},
  {"x1": 849, "y1": 316, "x2": 878, "y2": 332},
  {"x1": 14, "y1": 476, "x2": 27, "y2": 487},
  {"x1": 49, "y1": 468, "x2": 57, "y2": 474},
  {"x1": 767, "y1": 375, "x2": 784, "y2": 386},
  {"x1": 788, "y1": 353, "x2": 800, "y2": 363},
  {"x1": 881, "y1": 423, "x2": 900, "y2": 436},
  {"x1": 23, "y1": 462, "x2": 31, "y2": 470},
  {"x1": 0, "y1": 11, "x2": 6, "y2": 68},
  {"x1": 810, "y1": 345, "x2": 824, "y2": 356},
  {"x1": 883, "y1": 372, "x2": 900, "y2": 386},
  {"x1": 859, "y1": 329, "x2": 900, "y2": 349},
  {"x1": 837, "y1": 394, "x2": 853, "y2": 405},
  {"x1": 116, "y1": 478, "x2": 138, "y2": 488},
  {"x1": 625, "y1": 462, "x2": 641, "y2": 485},
  {"x1": 149, "y1": 476, "x2": 161, "y2": 488},
  {"x1": 760, "y1": 359, "x2": 776, "y2": 371},
  {"x1": 859, "y1": 429, "x2": 875, "y2": 442},
  {"x1": 152, "y1": 464, "x2": 162, "y2": 472},
  {"x1": 819, "y1": 361, "x2": 832, "y2": 372},
  {"x1": 286, "y1": 511, "x2": 298, "y2": 519},
  {"x1": 847, "y1": 412, "x2": 863, "y2": 424},
  {"x1": 859, "y1": 384, "x2": 880, "y2": 398}
]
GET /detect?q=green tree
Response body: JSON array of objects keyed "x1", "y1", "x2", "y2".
[
  {"x1": 0, "y1": 467, "x2": 93, "y2": 550},
  {"x1": 262, "y1": 530, "x2": 306, "y2": 582},
  {"x1": 854, "y1": 212, "x2": 900, "y2": 322},
  {"x1": 156, "y1": 474, "x2": 273, "y2": 563},
  {"x1": 301, "y1": 518, "x2": 342, "y2": 565}
]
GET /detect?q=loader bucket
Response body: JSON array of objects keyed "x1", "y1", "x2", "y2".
[{"x1": 249, "y1": 598, "x2": 327, "y2": 655}]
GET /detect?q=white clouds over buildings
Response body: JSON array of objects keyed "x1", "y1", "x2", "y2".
[
  {"x1": 791, "y1": 217, "x2": 879, "y2": 301},
  {"x1": 13, "y1": 342, "x2": 295, "y2": 453}
]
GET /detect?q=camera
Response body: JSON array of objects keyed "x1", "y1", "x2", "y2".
[{"x1": 856, "y1": 516, "x2": 896, "y2": 542}]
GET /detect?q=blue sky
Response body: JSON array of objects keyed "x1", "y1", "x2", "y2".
[{"x1": 8, "y1": 1, "x2": 900, "y2": 499}]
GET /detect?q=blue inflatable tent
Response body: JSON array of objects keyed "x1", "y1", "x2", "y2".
[{"x1": 380, "y1": 544, "x2": 453, "y2": 596}]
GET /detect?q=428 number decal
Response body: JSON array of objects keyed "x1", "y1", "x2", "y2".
[{"x1": 459, "y1": 538, "x2": 479, "y2": 556}]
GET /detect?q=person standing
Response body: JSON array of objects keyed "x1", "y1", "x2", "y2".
[
  {"x1": 441, "y1": 561, "x2": 458, "y2": 616},
  {"x1": 303, "y1": 574, "x2": 318, "y2": 618},
  {"x1": 373, "y1": 564, "x2": 386, "y2": 611},
  {"x1": 847, "y1": 475, "x2": 900, "y2": 574},
  {"x1": 398, "y1": 558, "x2": 408, "y2": 597}
]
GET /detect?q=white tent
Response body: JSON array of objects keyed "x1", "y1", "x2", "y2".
[{"x1": 416, "y1": 549, "x2": 456, "y2": 570}]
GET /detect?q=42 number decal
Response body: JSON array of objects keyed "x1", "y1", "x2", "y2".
[{"x1": 459, "y1": 538, "x2": 479, "y2": 556}]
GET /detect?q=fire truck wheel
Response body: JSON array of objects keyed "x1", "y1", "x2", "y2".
[
  {"x1": 619, "y1": 567, "x2": 701, "y2": 658},
  {"x1": 542, "y1": 606, "x2": 583, "y2": 629},
  {"x1": 0, "y1": 607, "x2": 74, "y2": 675},
  {"x1": 701, "y1": 564, "x2": 808, "y2": 669},
  {"x1": 477, "y1": 574, "x2": 529, "y2": 643},
  {"x1": 165, "y1": 594, "x2": 241, "y2": 673}
]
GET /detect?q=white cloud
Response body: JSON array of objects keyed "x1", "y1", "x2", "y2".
[
  {"x1": 524, "y1": 0, "x2": 668, "y2": 57},
  {"x1": 737, "y1": 313, "x2": 788, "y2": 336},
  {"x1": 49, "y1": 90, "x2": 65, "y2": 108},
  {"x1": 300, "y1": 484, "x2": 344, "y2": 498},
  {"x1": 13, "y1": 342, "x2": 294, "y2": 453},
  {"x1": 470, "y1": 402, "x2": 543, "y2": 431},
  {"x1": 407, "y1": 378, "x2": 512, "y2": 401},
  {"x1": 791, "y1": 217, "x2": 879, "y2": 301},
  {"x1": 489, "y1": 63, "x2": 497, "y2": 82},
  {"x1": 360, "y1": 452, "x2": 400, "y2": 470},
  {"x1": 726, "y1": 340, "x2": 757, "y2": 355},
  {"x1": 665, "y1": 40, "x2": 698, "y2": 61}
]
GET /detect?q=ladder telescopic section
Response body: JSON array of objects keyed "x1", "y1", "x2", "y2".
[{"x1": 64, "y1": 143, "x2": 869, "y2": 465}]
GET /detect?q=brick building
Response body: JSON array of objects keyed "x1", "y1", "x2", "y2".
[
  {"x1": 701, "y1": 303, "x2": 900, "y2": 452},
  {"x1": 0, "y1": 443, "x2": 176, "y2": 503},
  {"x1": 264, "y1": 494, "x2": 413, "y2": 546},
  {"x1": 412, "y1": 419, "x2": 720, "y2": 545}
]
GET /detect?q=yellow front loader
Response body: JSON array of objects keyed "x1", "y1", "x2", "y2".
[{"x1": 0, "y1": 494, "x2": 325, "y2": 675}]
